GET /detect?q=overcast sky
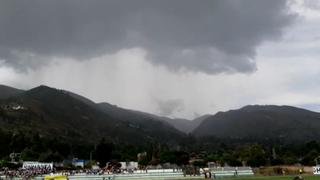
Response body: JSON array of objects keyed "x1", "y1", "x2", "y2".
[{"x1": 0, "y1": 0, "x2": 319, "y2": 119}]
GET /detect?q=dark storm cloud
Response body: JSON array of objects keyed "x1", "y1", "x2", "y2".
[{"x1": 0, "y1": 0, "x2": 295, "y2": 73}]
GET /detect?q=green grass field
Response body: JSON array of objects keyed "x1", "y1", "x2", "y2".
[{"x1": 218, "y1": 175, "x2": 319, "y2": 180}]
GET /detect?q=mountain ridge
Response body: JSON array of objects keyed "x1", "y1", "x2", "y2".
[
  {"x1": 0, "y1": 84, "x2": 204, "y2": 133},
  {"x1": 2, "y1": 84, "x2": 320, "y2": 144},
  {"x1": 0, "y1": 84, "x2": 185, "y2": 146},
  {"x1": 193, "y1": 104, "x2": 320, "y2": 142}
]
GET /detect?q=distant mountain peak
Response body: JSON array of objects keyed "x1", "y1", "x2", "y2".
[
  {"x1": 26, "y1": 85, "x2": 53, "y2": 93},
  {"x1": 38, "y1": 84, "x2": 51, "y2": 88},
  {"x1": 239, "y1": 104, "x2": 313, "y2": 113},
  {"x1": 239, "y1": 104, "x2": 279, "y2": 111}
]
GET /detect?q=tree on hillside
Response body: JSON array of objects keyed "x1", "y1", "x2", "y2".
[{"x1": 96, "y1": 138, "x2": 113, "y2": 168}]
